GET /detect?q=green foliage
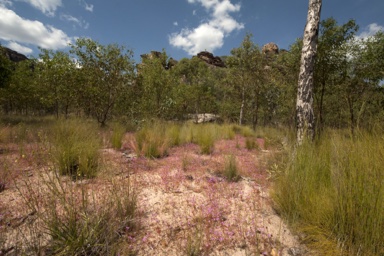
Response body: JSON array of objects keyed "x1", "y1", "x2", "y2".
[
  {"x1": 50, "y1": 119, "x2": 101, "y2": 179},
  {"x1": 70, "y1": 38, "x2": 135, "y2": 126},
  {"x1": 273, "y1": 130, "x2": 384, "y2": 255},
  {"x1": 222, "y1": 155, "x2": 241, "y2": 182}
]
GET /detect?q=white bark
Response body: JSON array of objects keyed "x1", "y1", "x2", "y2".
[{"x1": 296, "y1": 0, "x2": 322, "y2": 144}]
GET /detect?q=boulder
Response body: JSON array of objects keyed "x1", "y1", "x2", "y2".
[
  {"x1": 1, "y1": 47, "x2": 28, "y2": 62},
  {"x1": 188, "y1": 113, "x2": 220, "y2": 124},
  {"x1": 262, "y1": 42, "x2": 279, "y2": 55},
  {"x1": 196, "y1": 51, "x2": 226, "y2": 68}
]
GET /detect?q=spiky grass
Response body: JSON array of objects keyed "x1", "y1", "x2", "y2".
[
  {"x1": 18, "y1": 170, "x2": 139, "y2": 255},
  {"x1": 135, "y1": 121, "x2": 170, "y2": 158},
  {"x1": 110, "y1": 122, "x2": 126, "y2": 150},
  {"x1": 272, "y1": 130, "x2": 384, "y2": 255},
  {"x1": 50, "y1": 119, "x2": 101, "y2": 179},
  {"x1": 222, "y1": 155, "x2": 241, "y2": 182}
]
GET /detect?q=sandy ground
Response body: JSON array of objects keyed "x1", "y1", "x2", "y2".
[{"x1": 0, "y1": 135, "x2": 309, "y2": 256}]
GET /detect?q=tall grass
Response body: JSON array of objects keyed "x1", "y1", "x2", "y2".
[
  {"x1": 110, "y1": 122, "x2": 126, "y2": 149},
  {"x1": 134, "y1": 121, "x2": 170, "y2": 158},
  {"x1": 50, "y1": 119, "x2": 101, "y2": 179},
  {"x1": 222, "y1": 155, "x2": 241, "y2": 182},
  {"x1": 273, "y1": 130, "x2": 384, "y2": 255}
]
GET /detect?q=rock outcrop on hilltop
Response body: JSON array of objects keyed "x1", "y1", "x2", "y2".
[
  {"x1": 196, "y1": 51, "x2": 226, "y2": 68},
  {"x1": 262, "y1": 42, "x2": 279, "y2": 55},
  {"x1": 0, "y1": 47, "x2": 28, "y2": 62}
]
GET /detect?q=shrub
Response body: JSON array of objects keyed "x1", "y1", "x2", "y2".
[{"x1": 50, "y1": 119, "x2": 101, "y2": 179}]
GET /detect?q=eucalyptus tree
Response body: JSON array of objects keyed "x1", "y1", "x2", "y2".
[
  {"x1": 296, "y1": 0, "x2": 322, "y2": 144},
  {"x1": 314, "y1": 18, "x2": 358, "y2": 131},
  {"x1": 337, "y1": 31, "x2": 384, "y2": 132},
  {"x1": 5, "y1": 59, "x2": 39, "y2": 114},
  {"x1": 70, "y1": 38, "x2": 135, "y2": 126},
  {"x1": 273, "y1": 39, "x2": 302, "y2": 127},
  {"x1": 226, "y1": 33, "x2": 266, "y2": 128},
  {"x1": 170, "y1": 56, "x2": 217, "y2": 120},
  {"x1": 38, "y1": 49, "x2": 79, "y2": 118},
  {"x1": 137, "y1": 50, "x2": 174, "y2": 119}
]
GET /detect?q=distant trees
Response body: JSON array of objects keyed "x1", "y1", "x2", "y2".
[
  {"x1": 0, "y1": 26, "x2": 383, "y2": 130},
  {"x1": 226, "y1": 33, "x2": 266, "y2": 127}
]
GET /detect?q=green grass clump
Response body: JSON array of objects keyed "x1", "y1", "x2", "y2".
[
  {"x1": 245, "y1": 137, "x2": 259, "y2": 150},
  {"x1": 135, "y1": 121, "x2": 170, "y2": 158},
  {"x1": 273, "y1": 130, "x2": 384, "y2": 255},
  {"x1": 195, "y1": 124, "x2": 217, "y2": 155},
  {"x1": 222, "y1": 155, "x2": 241, "y2": 182},
  {"x1": 51, "y1": 119, "x2": 101, "y2": 179},
  {"x1": 110, "y1": 122, "x2": 126, "y2": 149},
  {"x1": 232, "y1": 124, "x2": 255, "y2": 137}
]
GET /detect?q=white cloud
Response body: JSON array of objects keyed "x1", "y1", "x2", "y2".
[
  {"x1": 79, "y1": 0, "x2": 93, "y2": 12},
  {"x1": 61, "y1": 14, "x2": 89, "y2": 29},
  {"x1": 357, "y1": 23, "x2": 384, "y2": 40},
  {"x1": 85, "y1": 2, "x2": 93, "y2": 12},
  {"x1": 6, "y1": 41, "x2": 33, "y2": 54},
  {"x1": 173, "y1": 21, "x2": 178, "y2": 26},
  {"x1": 169, "y1": 0, "x2": 244, "y2": 55},
  {"x1": 0, "y1": 5, "x2": 73, "y2": 50},
  {"x1": 18, "y1": 0, "x2": 62, "y2": 17}
]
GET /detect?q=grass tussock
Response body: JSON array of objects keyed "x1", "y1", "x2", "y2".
[
  {"x1": 110, "y1": 122, "x2": 126, "y2": 150},
  {"x1": 50, "y1": 119, "x2": 101, "y2": 179},
  {"x1": 273, "y1": 130, "x2": 384, "y2": 255},
  {"x1": 134, "y1": 121, "x2": 170, "y2": 158},
  {"x1": 222, "y1": 155, "x2": 241, "y2": 182},
  {"x1": 19, "y1": 171, "x2": 139, "y2": 256},
  {"x1": 133, "y1": 122, "x2": 239, "y2": 157}
]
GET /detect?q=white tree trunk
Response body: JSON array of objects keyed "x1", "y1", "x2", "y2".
[
  {"x1": 296, "y1": 0, "x2": 322, "y2": 144},
  {"x1": 239, "y1": 85, "x2": 245, "y2": 125}
]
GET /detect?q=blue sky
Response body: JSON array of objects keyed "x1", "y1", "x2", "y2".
[{"x1": 0, "y1": 0, "x2": 383, "y2": 62}]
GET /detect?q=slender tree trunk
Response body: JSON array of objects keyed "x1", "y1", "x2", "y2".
[
  {"x1": 296, "y1": 0, "x2": 322, "y2": 144},
  {"x1": 239, "y1": 85, "x2": 245, "y2": 125}
]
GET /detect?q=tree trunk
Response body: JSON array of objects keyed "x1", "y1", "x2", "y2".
[
  {"x1": 239, "y1": 85, "x2": 245, "y2": 125},
  {"x1": 296, "y1": 0, "x2": 322, "y2": 145}
]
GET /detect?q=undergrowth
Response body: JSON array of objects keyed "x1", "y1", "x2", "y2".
[{"x1": 273, "y1": 130, "x2": 384, "y2": 255}]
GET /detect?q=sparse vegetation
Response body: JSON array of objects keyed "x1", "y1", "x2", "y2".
[{"x1": 1, "y1": 16, "x2": 384, "y2": 255}]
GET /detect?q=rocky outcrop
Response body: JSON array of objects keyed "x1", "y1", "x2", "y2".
[
  {"x1": 262, "y1": 42, "x2": 279, "y2": 55},
  {"x1": 1, "y1": 47, "x2": 28, "y2": 62},
  {"x1": 196, "y1": 51, "x2": 226, "y2": 68},
  {"x1": 188, "y1": 113, "x2": 221, "y2": 124},
  {"x1": 139, "y1": 51, "x2": 178, "y2": 70}
]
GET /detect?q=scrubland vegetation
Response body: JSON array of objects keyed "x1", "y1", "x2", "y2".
[{"x1": 1, "y1": 17, "x2": 384, "y2": 255}]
